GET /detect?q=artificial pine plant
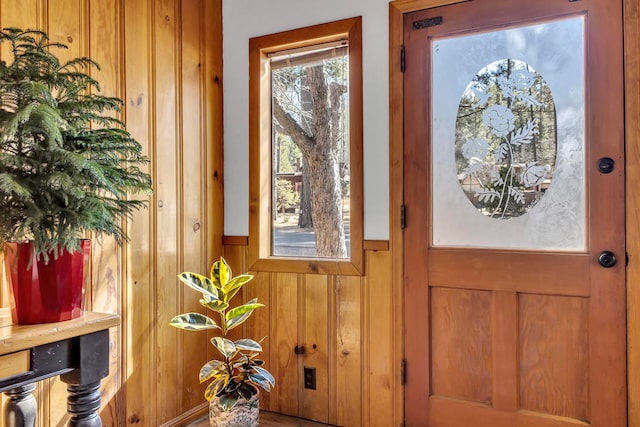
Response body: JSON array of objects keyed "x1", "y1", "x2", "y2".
[{"x1": 0, "y1": 28, "x2": 152, "y2": 260}]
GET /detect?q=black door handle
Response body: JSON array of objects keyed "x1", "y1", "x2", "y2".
[{"x1": 598, "y1": 251, "x2": 617, "y2": 268}]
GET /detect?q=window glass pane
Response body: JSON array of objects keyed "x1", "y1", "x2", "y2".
[
  {"x1": 271, "y1": 50, "x2": 350, "y2": 258},
  {"x1": 431, "y1": 17, "x2": 585, "y2": 251}
]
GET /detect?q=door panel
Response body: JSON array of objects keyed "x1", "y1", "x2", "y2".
[
  {"x1": 430, "y1": 287, "x2": 493, "y2": 404},
  {"x1": 403, "y1": 1, "x2": 626, "y2": 426},
  {"x1": 518, "y1": 294, "x2": 589, "y2": 419}
]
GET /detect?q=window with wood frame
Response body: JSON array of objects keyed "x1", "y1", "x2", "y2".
[{"x1": 248, "y1": 17, "x2": 363, "y2": 275}]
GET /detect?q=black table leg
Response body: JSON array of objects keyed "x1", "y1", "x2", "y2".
[
  {"x1": 3, "y1": 383, "x2": 36, "y2": 427},
  {"x1": 66, "y1": 382, "x2": 102, "y2": 427},
  {"x1": 61, "y1": 329, "x2": 110, "y2": 427}
]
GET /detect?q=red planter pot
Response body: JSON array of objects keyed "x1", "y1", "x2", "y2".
[{"x1": 3, "y1": 240, "x2": 91, "y2": 324}]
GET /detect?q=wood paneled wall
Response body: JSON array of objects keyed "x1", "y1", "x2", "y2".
[
  {"x1": 0, "y1": 0, "x2": 223, "y2": 425},
  {"x1": 222, "y1": 239, "x2": 402, "y2": 427},
  {"x1": 3, "y1": 1, "x2": 634, "y2": 427}
]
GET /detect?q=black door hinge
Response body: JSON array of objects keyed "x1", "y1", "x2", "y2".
[
  {"x1": 400, "y1": 45, "x2": 406, "y2": 73},
  {"x1": 400, "y1": 205, "x2": 406, "y2": 229},
  {"x1": 401, "y1": 359, "x2": 407, "y2": 385}
]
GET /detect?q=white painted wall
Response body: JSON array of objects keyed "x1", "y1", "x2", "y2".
[{"x1": 223, "y1": 0, "x2": 390, "y2": 239}]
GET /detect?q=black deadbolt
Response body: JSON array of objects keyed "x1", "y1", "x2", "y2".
[
  {"x1": 598, "y1": 251, "x2": 617, "y2": 268},
  {"x1": 597, "y1": 157, "x2": 615, "y2": 174}
]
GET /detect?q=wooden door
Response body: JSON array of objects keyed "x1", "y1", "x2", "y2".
[{"x1": 403, "y1": 1, "x2": 626, "y2": 426}]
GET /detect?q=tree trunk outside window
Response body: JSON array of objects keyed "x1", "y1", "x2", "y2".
[{"x1": 273, "y1": 63, "x2": 347, "y2": 258}]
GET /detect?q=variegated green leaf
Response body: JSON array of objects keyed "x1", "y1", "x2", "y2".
[
  {"x1": 237, "y1": 384, "x2": 257, "y2": 400},
  {"x1": 234, "y1": 339, "x2": 262, "y2": 352},
  {"x1": 169, "y1": 313, "x2": 220, "y2": 331},
  {"x1": 226, "y1": 298, "x2": 262, "y2": 321},
  {"x1": 211, "y1": 257, "x2": 231, "y2": 288},
  {"x1": 205, "y1": 377, "x2": 227, "y2": 401},
  {"x1": 226, "y1": 310, "x2": 253, "y2": 331},
  {"x1": 232, "y1": 358, "x2": 249, "y2": 370},
  {"x1": 178, "y1": 272, "x2": 218, "y2": 300},
  {"x1": 252, "y1": 365, "x2": 276, "y2": 387},
  {"x1": 212, "y1": 336, "x2": 237, "y2": 358},
  {"x1": 200, "y1": 298, "x2": 229, "y2": 313},
  {"x1": 225, "y1": 380, "x2": 241, "y2": 393},
  {"x1": 249, "y1": 373, "x2": 273, "y2": 392},
  {"x1": 219, "y1": 394, "x2": 239, "y2": 411},
  {"x1": 221, "y1": 274, "x2": 253, "y2": 300},
  {"x1": 200, "y1": 360, "x2": 225, "y2": 383},
  {"x1": 226, "y1": 299, "x2": 264, "y2": 330}
]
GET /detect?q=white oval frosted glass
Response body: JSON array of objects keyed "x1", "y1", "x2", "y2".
[
  {"x1": 432, "y1": 17, "x2": 585, "y2": 251},
  {"x1": 455, "y1": 59, "x2": 557, "y2": 219}
]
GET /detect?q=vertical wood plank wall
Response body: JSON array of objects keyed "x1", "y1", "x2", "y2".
[
  {"x1": 0, "y1": 0, "x2": 223, "y2": 426},
  {"x1": 0, "y1": 0, "x2": 637, "y2": 427},
  {"x1": 223, "y1": 239, "x2": 400, "y2": 427}
]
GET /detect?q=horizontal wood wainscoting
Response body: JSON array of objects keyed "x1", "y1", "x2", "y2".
[
  {"x1": 222, "y1": 237, "x2": 401, "y2": 427},
  {"x1": 0, "y1": 0, "x2": 223, "y2": 426}
]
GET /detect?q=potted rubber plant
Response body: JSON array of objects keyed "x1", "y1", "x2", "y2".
[
  {"x1": 170, "y1": 257, "x2": 275, "y2": 427},
  {"x1": 0, "y1": 28, "x2": 152, "y2": 324}
]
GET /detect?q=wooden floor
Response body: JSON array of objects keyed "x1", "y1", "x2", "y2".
[{"x1": 187, "y1": 411, "x2": 335, "y2": 426}]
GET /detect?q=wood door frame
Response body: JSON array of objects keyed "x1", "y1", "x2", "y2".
[{"x1": 388, "y1": 0, "x2": 640, "y2": 424}]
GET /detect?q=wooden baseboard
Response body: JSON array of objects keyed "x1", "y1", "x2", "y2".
[{"x1": 158, "y1": 402, "x2": 208, "y2": 427}]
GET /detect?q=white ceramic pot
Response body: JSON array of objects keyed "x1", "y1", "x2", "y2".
[{"x1": 209, "y1": 393, "x2": 259, "y2": 427}]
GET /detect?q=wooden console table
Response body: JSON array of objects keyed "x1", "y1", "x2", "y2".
[{"x1": 0, "y1": 310, "x2": 119, "y2": 426}]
